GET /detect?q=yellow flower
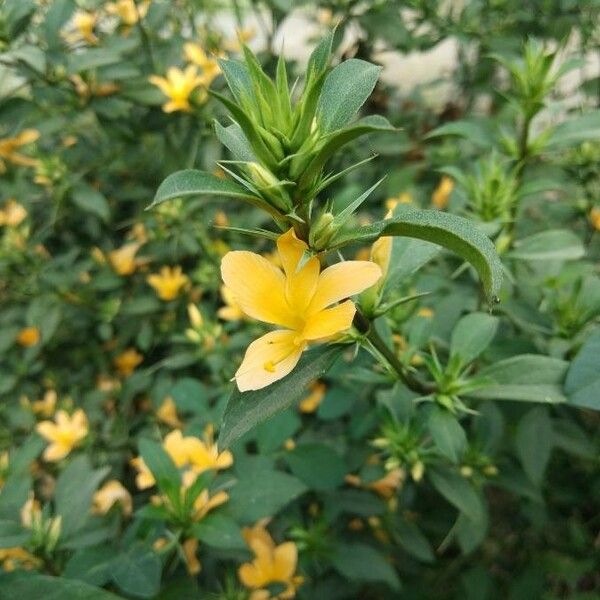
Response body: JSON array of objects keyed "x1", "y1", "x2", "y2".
[
  {"x1": 589, "y1": 207, "x2": 600, "y2": 231},
  {"x1": 185, "y1": 425, "x2": 234, "y2": 476},
  {"x1": 106, "y1": 0, "x2": 150, "y2": 25},
  {"x1": 0, "y1": 199, "x2": 27, "y2": 227},
  {"x1": 182, "y1": 538, "x2": 201, "y2": 575},
  {"x1": 432, "y1": 176, "x2": 454, "y2": 210},
  {"x1": 93, "y1": 480, "x2": 132, "y2": 515},
  {"x1": 0, "y1": 129, "x2": 39, "y2": 172},
  {"x1": 114, "y1": 348, "x2": 143, "y2": 377},
  {"x1": 156, "y1": 397, "x2": 183, "y2": 428},
  {"x1": 239, "y1": 522, "x2": 303, "y2": 600},
  {"x1": 162, "y1": 429, "x2": 190, "y2": 468},
  {"x1": 17, "y1": 327, "x2": 40, "y2": 348},
  {"x1": 147, "y1": 266, "x2": 189, "y2": 301},
  {"x1": 36, "y1": 409, "x2": 88, "y2": 462},
  {"x1": 221, "y1": 229, "x2": 381, "y2": 391},
  {"x1": 183, "y1": 43, "x2": 222, "y2": 86},
  {"x1": 367, "y1": 469, "x2": 404, "y2": 499},
  {"x1": 65, "y1": 10, "x2": 99, "y2": 45},
  {"x1": 417, "y1": 307, "x2": 434, "y2": 318},
  {"x1": 107, "y1": 242, "x2": 141, "y2": 275},
  {"x1": 299, "y1": 381, "x2": 326, "y2": 413},
  {"x1": 192, "y1": 489, "x2": 229, "y2": 521},
  {"x1": 224, "y1": 27, "x2": 256, "y2": 52},
  {"x1": 149, "y1": 66, "x2": 206, "y2": 113},
  {"x1": 217, "y1": 285, "x2": 245, "y2": 321},
  {"x1": 32, "y1": 390, "x2": 57, "y2": 418},
  {"x1": 130, "y1": 456, "x2": 155, "y2": 490},
  {"x1": 386, "y1": 192, "x2": 412, "y2": 211},
  {"x1": 0, "y1": 547, "x2": 40, "y2": 572}
]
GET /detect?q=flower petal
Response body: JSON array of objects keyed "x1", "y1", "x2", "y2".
[
  {"x1": 272, "y1": 541, "x2": 298, "y2": 580},
  {"x1": 44, "y1": 442, "x2": 70, "y2": 462},
  {"x1": 277, "y1": 230, "x2": 319, "y2": 314},
  {"x1": 235, "y1": 330, "x2": 305, "y2": 392},
  {"x1": 308, "y1": 261, "x2": 382, "y2": 314},
  {"x1": 221, "y1": 251, "x2": 297, "y2": 328},
  {"x1": 302, "y1": 300, "x2": 356, "y2": 340}
]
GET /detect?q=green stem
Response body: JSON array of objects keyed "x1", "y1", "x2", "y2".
[{"x1": 354, "y1": 310, "x2": 436, "y2": 395}]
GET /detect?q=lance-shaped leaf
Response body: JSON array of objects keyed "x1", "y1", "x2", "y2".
[
  {"x1": 331, "y1": 205, "x2": 503, "y2": 303},
  {"x1": 297, "y1": 115, "x2": 395, "y2": 186},
  {"x1": 150, "y1": 169, "x2": 280, "y2": 219},
  {"x1": 317, "y1": 58, "x2": 382, "y2": 133},
  {"x1": 215, "y1": 121, "x2": 255, "y2": 162},
  {"x1": 218, "y1": 345, "x2": 341, "y2": 449}
]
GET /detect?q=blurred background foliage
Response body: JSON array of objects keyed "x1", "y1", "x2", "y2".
[{"x1": 0, "y1": 0, "x2": 599, "y2": 599}]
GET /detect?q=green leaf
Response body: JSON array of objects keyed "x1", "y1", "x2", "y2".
[
  {"x1": 383, "y1": 237, "x2": 439, "y2": 293},
  {"x1": 450, "y1": 312, "x2": 499, "y2": 364},
  {"x1": 565, "y1": 330, "x2": 600, "y2": 410},
  {"x1": 0, "y1": 573, "x2": 125, "y2": 600},
  {"x1": 332, "y1": 205, "x2": 503, "y2": 303},
  {"x1": 63, "y1": 545, "x2": 116, "y2": 586},
  {"x1": 428, "y1": 468, "x2": 484, "y2": 522},
  {"x1": 393, "y1": 518, "x2": 435, "y2": 563},
  {"x1": 298, "y1": 115, "x2": 395, "y2": 185},
  {"x1": 72, "y1": 184, "x2": 110, "y2": 222},
  {"x1": 218, "y1": 345, "x2": 341, "y2": 448},
  {"x1": 317, "y1": 59, "x2": 382, "y2": 133},
  {"x1": 477, "y1": 354, "x2": 569, "y2": 385},
  {"x1": 0, "y1": 520, "x2": 30, "y2": 548},
  {"x1": 544, "y1": 110, "x2": 600, "y2": 150},
  {"x1": 215, "y1": 122, "x2": 255, "y2": 162},
  {"x1": 284, "y1": 443, "x2": 347, "y2": 491},
  {"x1": 515, "y1": 407, "x2": 553, "y2": 486},
  {"x1": 332, "y1": 543, "x2": 401, "y2": 590},
  {"x1": 190, "y1": 514, "x2": 245, "y2": 550},
  {"x1": 468, "y1": 384, "x2": 567, "y2": 404},
  {"x1": 55, "y1": 456, "x2": 110, "y2": 539},
  {"x1": 509, "y1": 230, "x2": 585, "y2": 261},
  {"x1": 150, "y1": 169, "x2": 264, "y2": 210},
  {"x1": 425, "y1": 119, "x2": 495, "y2": 148},
  {"x1": 428, "y1": 407, "x2": 467, "y2": 464},
  {"x1": 138, "y1": 438, "x2": 180, "y2": 495},
  {"x1": 228, "y1": 458, "x2": 307, "y2": 523},
  {"x1": 307, "y1": 30, "x2": 334, "y2": 77},
  {"x1": 111, "y1": 543, "x2": 161, "y2": 599},
  {"x1": 42, "y1": 0, "x2": 75, "y2": 50},
  {"x1": 0, "y1": 474, "x2": 31, "y2": 520}
]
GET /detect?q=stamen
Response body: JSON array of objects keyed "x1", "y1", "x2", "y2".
[{"x1": 263, "y1": 361, "x2": 276, "y2": 373}]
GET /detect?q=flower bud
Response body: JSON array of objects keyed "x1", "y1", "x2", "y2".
[{"x1": 309, "y1": 212, "x2": 336, "y2": 250}]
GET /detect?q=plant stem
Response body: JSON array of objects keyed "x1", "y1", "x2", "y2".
[{"x1": 354, "y1": 310, "x2": 436, "y2": 395}]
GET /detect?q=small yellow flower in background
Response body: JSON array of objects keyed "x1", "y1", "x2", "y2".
[
  {"x1": 186, "y1": 424, "x2": 234, "y2": 476},
  {"x1": 130, "y1": 427, "x2": 233, "y2": 490},
  {"x1": 432, "y1": 176, "x2": 454, "y2": 209},
  {"x1": 128, "y1": 222, "x2": 148, "y2": 244},
  {"x1": 214, "y1": 210, "x2": 229, "y2": 227},
  {"x1": 0, "y1": 547, "x2": 41, "y2": 572},
  {"x1": 147, "y1": 266, "x2": 189, "y2": 301},
  {"x1": 182, "y1": 538, "x2": 201, "y2": 575},
  {"x1": 149, "y1": 66, "x2": 206, "y2": 113},
  {"x1": 221, "y1": 229, "x2": 381, "y2": 391},
  {"x1": 346, "y1": 468, "x2": 403, "y2": 498},
  {"x1": 299, "y1": 381, "x2": 326, "y2": 413},
  {"x1": 224, "y1": 27, "x2": 256, "y2": 52},
  {"x1": 183, "y1": 43, "x2": 222, "y2": 86},
  {"x1": 17, "y1": 327, "x2": 40, "y2": 348},
  {"x1": 70, "y1": 75, "x2": 120, "y2": 99},
  {"x1": 192, "y1": 488, "x2": 229, "y2": 521},
  {"x1": 93, "y1": 480, "x2": 132, "y2": 516},
  {"x1": 217, "y1": 285, "x2": 245, "y2": 322},
  {"x1": 32, "y1": 390, "x2": 57, "y2": 418},
  {"x1": 417, "y1": 307, "x2": 434, "y2": 318},
  {"x1": 114, "y1": 348, "x2": 143, "y2": 377},
  {"x1": 239, "y1": 521, "x2": 303, "y2": 600},
  {"x1": 65, "y1": 10, "x2": 99, "y2": 45},
  {"x1": 0, "y1": 129, "x2": 39, "y2": 172},
  {"x1": 187, "y1": 303, "x2": 203, "y2": 328},
  {"x1": 20, "y1": 493, "x2": 41, "y2": 529},
  {"x1": 156, "y1": 397, "x2": 183, "y2": 428},
  {"x1": 0, "y1": 199, "x2": 27, "y2": 227},
  {"x1": 36, "y1": 409, "x2": 88, "y2": 462},
  {"x1": 589, "y1": 207, "x2": 600, "y2": 231},
  {"x1": 106, "y1": 0, "x2": 150, "y2": 26},
  {"x1": 107, "y1": 242, "x2": 141, "y2": 275},
  {"x1": 386, "y1": 192, "x2": 413, "y2": 211},
  {"x1": 130, "y1": 456, "x2": 155, "y2": 490}
]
